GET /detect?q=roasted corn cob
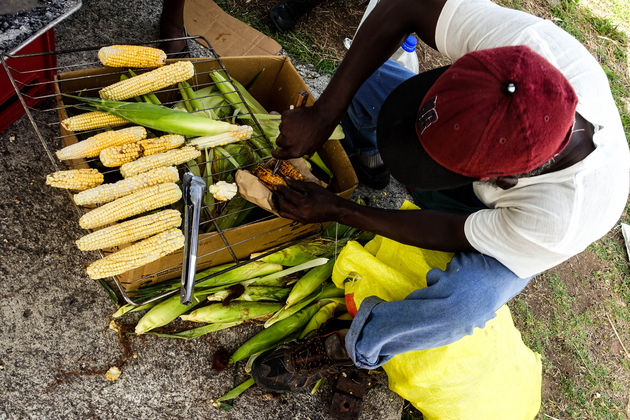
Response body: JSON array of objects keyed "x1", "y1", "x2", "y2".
[
  {"x1": 86, "y1": 228, "x2": 184, "y2": 279},
  {"x1": 99, "y1": 61, "x2": 195, "y2": 101},
  {"x1": 56, "y1": 126, "x2": 147, "y2": 161},
  {"x1": 61, "y1": 111, "x2": 128, "y2": 132},
  {"x1": 120, "y1": 145, "x2": 201, "y2": 178},
  {"x1": 275, "y1": 160, "x2": 304, "y2": 180},
  {"x1": 45, "y1": 169, "x2": 104, "y2": 191},
  {"x1": 99, "y1": 134, "x2": 185, "y2": 167},
  {"x1": 250, "y1": 160, "x2": 304, "y2": 191},
  {"x1": 74, "y1": 166, "x2": 179, "y2": 206},
  {"x1": 78, "y1": 182, "x2": 182, "y2": 230},
  {"x1": 98, "y1": 45, "x2": 167, "y2": 68},
  {"x1": 76, "y1": 209, "x2": 182, "y2": 251},
  {"x1": 250, "y1": 164, "x2": 287, "y2": 191}
]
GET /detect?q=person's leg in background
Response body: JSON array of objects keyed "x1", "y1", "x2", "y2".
[
  {"x1": 340, "y1": 59, "x2": 416, "y2": 189},
  {"x1": 159, "y1": 0, "x2": 188, "y2": 55}
]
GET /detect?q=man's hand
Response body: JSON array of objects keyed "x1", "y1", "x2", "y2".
[
  {"x1": 273, "y1": 179, "x2": 345, "y2": 223},
  {"x1": 272, "y1": 106, "x2": 339, "y2": 160}
]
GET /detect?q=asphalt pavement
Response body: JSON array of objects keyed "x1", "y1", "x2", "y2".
[{"x1": 0, "y1": 0, "x2": 408, "y2": 418}]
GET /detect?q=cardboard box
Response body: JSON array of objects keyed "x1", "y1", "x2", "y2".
[
  {"x1": 184, "y1": 0, "x2": 282, "y2": 57},
  {"x1": 54, "y1": 55, "x2": 358, "y2": 291}
]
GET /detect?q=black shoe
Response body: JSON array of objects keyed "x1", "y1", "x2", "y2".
[
  {"x1": 269, "y1": 0, "x2": 316, "y2": 32},
  {"x1": 349, "y1": 156, "x2": 391, "y2": 190},
  {"x1": 251, "y1": 330, "x2": 353, "y2": 392}
]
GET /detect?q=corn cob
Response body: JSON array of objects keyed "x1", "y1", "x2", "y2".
[
  {"x1": 86, "y1": 228, "x2": 184, "y2": 279},
  {"x1": 285, "y1": 259, "x2": 335, "y2": 307},
  {"x1": 65, "y1": 94, "x2": 245, "y2": 137},
  {"x1": 250, "y1": 159, "x2": 304, "y2": 191},
  {"x1": 56, "y1": 126, "x2": 147, "y2": 161},
  {"x1": 265, "y1": 282, "x2": 343, "y2": 328},
  {"x1": 45, "y1": 169, "x2": 104, "y2": 191},
  {"x1": 99, "y1": 61, "x2": 195, "y2": 101},
  {"x1": 76, "y1": 209, "x2": 182, "y2": 251},
  {"x1": 250, "y1": 164, "x2": 287, "y2": 191},
  {"x1": 187, "y1": 125, "x2": 253, "y2": 149},
  {"x1": 299, "y1": 301, "x2": 339, "y2": 339},
  {"x1": 120, "y1": 146, "x2": 201, "y2": 178},
  {"x1": 180, "y1": 302, "x2": 282, "y2": 323},
  {"x1": 61, "y1": 111, "x2": 128, "y2": 132},
  {"x1": 74, "y1": 166, "x2": 179, "y2": 206},
  {"x1": 207, "y1": 286, "x2": 291, "y2": 303},
  {"x1": 229, "y1": 304, "x2": 320, "y2": 364},
  {"x1": 99, "y1": 134, "x2": 185, "y2": 167},
  {"x1": 78, "y1": 182, "x2": 182, "y2": 230},
  {"x1": 135, "y1": 289, "x2": 215, "y2": 334},
  {"x1": 276, "y1": 160, "x2": 304, "y2": 180},
  {"x1": 98, "y1": 45, "x2": 167, "y2": 68}
]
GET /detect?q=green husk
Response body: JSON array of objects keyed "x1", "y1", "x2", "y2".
[
  {"x1": 112, "y1": 302, "x2": 156, "y2": 318},
  {"x1": 135, "y1": 290, "x2": 215, "y2": 334},
  {"x1": 229, "y1": 304, "x2": 320, "y2": 364},
  {"x1": 196, "y1": 261, "x2": 283, "y2": 289},
  {"x1": 299, "y1": 302, "x2": 340, "y2": 339},
  {"x1": 285, "y1": 259, "x2": 335, "y2": 307},
  {"x1": 264, "y1": 283, "x2": 344, "y2": 328},
  {"x1": 145, "y1": 321, "x2": 241, "y2": 340},
  {"x1": 214, "y1": 377, "x2": 256, "y2": 409},
  {"x1": 207, "y1": 286, "x2": 290, "y2": 303},
  {"x1": 180, "y1": 302, "x2": 282, "y2": 323},
  {"x1": 253, "y1": 240, "x2": 335, "y2": 267},
  {"x1": 64, "y1": 94, "x2": 240, "y2": 137},
  {"x1": 254, "y1": 257, "x2": 329, "y2": 285}
]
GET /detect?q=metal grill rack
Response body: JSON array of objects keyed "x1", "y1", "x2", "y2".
[{"x1": 2, "y1": 35, "x2": 323, "y2": 306}]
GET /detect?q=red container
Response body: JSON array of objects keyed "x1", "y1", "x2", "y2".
[{"x1": 0, "y1": 28, "x2": 57, "y2": 133}]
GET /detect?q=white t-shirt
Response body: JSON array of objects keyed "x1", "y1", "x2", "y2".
[{"x1": 435, "y1": 0, "x2": 630, "y2": 278}]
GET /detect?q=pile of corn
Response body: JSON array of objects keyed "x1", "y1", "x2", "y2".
[
  {"x1": 45, "y1": 45, "x2": 275, "y2": 279},
  {"x1": 113, "y1": 237, "x2": 360, "y2": 406}
]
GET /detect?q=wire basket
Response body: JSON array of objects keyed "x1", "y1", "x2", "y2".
[{"x1": 1, "y1": 36, "x2": 340, "y2": 306}]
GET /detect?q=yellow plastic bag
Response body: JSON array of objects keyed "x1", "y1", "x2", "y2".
[{"x1": 331, "y1": 202, "x2": 541, "y2": 419}]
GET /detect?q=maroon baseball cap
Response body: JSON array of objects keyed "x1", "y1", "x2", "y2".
[{"x1": 377, "y1": 45, "x2": 578, "y2": 190}]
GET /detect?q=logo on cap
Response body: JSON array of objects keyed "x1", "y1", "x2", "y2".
[{"x1": 416, "y1": 96, "x2": 438, "y2": 135}]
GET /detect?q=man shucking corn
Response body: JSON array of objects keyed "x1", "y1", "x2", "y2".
[{"x1": 247, "y1": 0, "x2": 630, "y2": 414}]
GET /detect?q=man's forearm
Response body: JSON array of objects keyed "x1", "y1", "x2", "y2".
[
  {"x1": 314, "y1": 0, "x2": 447, "y2": 122},
  {"x1": 335, "y1": 199, "x2": 474, "y2": 253}
]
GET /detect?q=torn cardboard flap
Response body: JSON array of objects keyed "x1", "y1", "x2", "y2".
[
  {"x1": 236, "y1": 158, "x2": 325, "y2": 214},
  {"x1": 184, "y1": 0, "x2": 282, "y2": 57}
]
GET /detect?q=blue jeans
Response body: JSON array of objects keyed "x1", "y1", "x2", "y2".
[
  {"x1": 340, "y1": 59, "x2": 416, "y2": 157},
  {"x1": 342, "y1": 60, "x2": 533, "y2": 369}
]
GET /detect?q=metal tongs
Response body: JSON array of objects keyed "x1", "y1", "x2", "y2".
[{"x1": 180, "y1": 172, "x2": 206, "y2": 305}]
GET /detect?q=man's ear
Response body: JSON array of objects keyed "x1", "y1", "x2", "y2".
[{"x1": 494, "y1": 176, "x2": 518, "y2": 190}]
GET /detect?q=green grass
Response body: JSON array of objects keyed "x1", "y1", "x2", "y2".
[
  {"x1": 510, "y1": 271, "x2": 629, "y2": 418},
  {"x1": 213, "y1": 0, "x2": 340, "y2": 74}
]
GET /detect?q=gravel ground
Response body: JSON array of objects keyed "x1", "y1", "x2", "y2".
[{"x1": 0, "y1": 0, "x2": 406, "y2": 418}]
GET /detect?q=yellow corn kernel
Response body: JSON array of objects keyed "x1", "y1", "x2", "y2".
[
  {"x1": 45, "y1": 169, "x2": 104, "y2": 191},
  {"x1": 86, "y1": 228, "x2": 184, "y2": 279},
  {"x1": 99, "y1": 134, "x2": 185, "y2": 167},
  {"x1": 250, "y1": 164, "x2": 287, "y2": 191},
  {"x1": 56, "y1": 126, "x2": 147, "y2": 161},
  {"x1": 98, "y1": 45, "x2": 167, "y2": 68},
  {"x1": 99, "y1": 61, "x2": 195, "y2": 101},
  {"x1": 120, "y1": 145, "x2": 200, "y2": 178},
  {"x1": 74, "y1": 166, "x2": 179, "y2": 206},
  {"x1": 76, "y1": 209, "x2": 182, "y2": 251},
  {"x1": 61, "y1": 112, "x2": 128, "y2": 132},
  {"x1": 78, "y1": 182, "x2": 182, "y2": 230}
]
